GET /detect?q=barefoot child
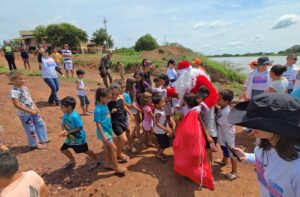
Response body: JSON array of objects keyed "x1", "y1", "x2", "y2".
[
  {"x1": 94, "y1": 88, "x2": 127, "y2": 174},
  {"x1": 59, "y1": 96, "x2": 99, "y2": 169},
  {"x1": 215, "y1": 90, "x2": 238, "y2": 180},
  {"x1": 153, "y1": 95, "x2": 172, "y2": 160},
  {"x1": 0, "y1": 150, "x2": 50, "y2": 197},
  {"x1": 76, "y1": 69, "x2": 91, "y2": 115},
  {"x1": 142, "y1": 93, "x2": 155, "y2": 147},
  {"x1": 8, "y1": 71, "x2": 48, "y2": 150}
]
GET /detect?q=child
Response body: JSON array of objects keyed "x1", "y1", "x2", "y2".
[
  {"x1": 230, "y1": 93, "x2": 300, "y2": 197},
  {"x1": 117, "y1": 79, "x2": 137, "y2": 153},
  {"x1": 51, "y1": 47, "x2": 64, "y2": 76},
  {"x1": 0, "y1": 150, "x2": 50, "y2": 197},
  {"x1": 59, "y1": 96, "x2": 99, "y2": 169},
  {"x1": 94, "y1": 88, "x2": 127, "y2": 174},
  {"x1": 117, "y1": 62, "x2": 125, "y2": 80},
  {"x1": 108, "y1": 84, "x2": 132, "y2": 162},
  {"x1": 152, "y1": 95, "x2": 172, "y2": 161},
  {"x1": 20, "y1": 45, "x2": 30, "y2": 70},
  {"x1": 76, "y1": 69, "x2": 91, "y2": 115},
  {"x1": 268, "y1": 64, "x2": 288, "y2": 93},
  {"x1": 182, "y1": 93, "x2": 198, "y2": 116},
  {"x1": 159, "y1": 74, "x2": 174, "y2": 130},
  {"x1": 166, "y1": 59, "x2": 178, "y2": 87},
  {"x1": 215, "y1": 90, "x2": 238, "y2": 180},
  {"x1": 8, "y1": 71, "x2": 48, "y2": 150},
  {"x1": 142, "y1": 93, "x2": 155, "y2": 147},
  {"x1": 61, "y1": 44, "x2": 74, "y2": 78}
]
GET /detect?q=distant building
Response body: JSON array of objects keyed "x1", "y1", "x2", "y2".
[{"x1": 19, "y1": 30, "x2": 37, "y2": 48}]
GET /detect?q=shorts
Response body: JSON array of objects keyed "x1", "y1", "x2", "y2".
[
  {"x1": 64, "y1": 62, "x2": 73, "y2": 70},
  {"x1": 142, "y1": 120, "x2": 153, "y2": 131},
  {"x1": 155, "y1": 133, "x2": 170, "y2": 149},
  {"x1": 78, "y1": 95, "x2": 90, "y2": 107},
  {"x1": 21, "y1": 52, "x2": 29, "y2": 60},
  {"x1": 205, "y1": 136, "x2": 218, "y2": 149},
  {"x1": 130, "y1": 107, "x2": 138, "y2": 115},
  {"x1": 60, "y1": 143, "x2": 89, "y2": 153},
  {"x1": 112, "y1": 123, "x2": 127, "y2": 136},
  {"x1": 221, "y1": 145, "x2": 231, "y2": 158}
]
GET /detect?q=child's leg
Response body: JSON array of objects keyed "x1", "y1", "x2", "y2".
[
  {"x1": 107, "y1": 141, "x2": 126, "y2": 172},
  {"x1": 27, "y1": 60, "x2": 31, "y2": 70},
  {"x1": 23, "y1": 60, "x2": 27, "y2": 69},
  {"x1": 147, "y1": 129, "x2": 154, "y2": 146},
  {"x1": 126, "y1": 127, "x2": 135, "y2": 151},
  {"x1": 134, "y1": 113, "x2": 141, "y2": 140},
  {"x1": 221, "y1": 145, "x2": 229, "y2": 164},
  {"x1": 166, "y1": 115, "x2": 174, "y2": 130},
  {"x1": 85, "y1": 150, "x2": 98, "y2": 161},
  {"x1": 66, "y1": 70, "x2": 69, "y2": 77},
  {"x1": 103, "y1": 144, "x2": 111, "y2": 166},
  {"x1": 117, "y1": 132, "x2": 128, "y2": 159},
  {"x1": 19, "y1": 115, "x2": 40, "y2": 148},
  {"x1": 231, "y1": 158, "x2": 238, "y2": 174},
  {"x1": 33, "y1": 115, "x2": 48, "y2": 143},
  {"x1": 61, "y1": 149, "x2": 75, "y2": 163},
  {"x1": 85, "y1": 96, "x2": 91, "y2": 113},
  {"x1": 71, "y1": 69, "x2": 74, "y2": 77}
]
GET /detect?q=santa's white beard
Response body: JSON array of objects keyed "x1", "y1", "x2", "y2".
[{"x1": 174, "y1": 67, "x2": 210, "y2": 100}]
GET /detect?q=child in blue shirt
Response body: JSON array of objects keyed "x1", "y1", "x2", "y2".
[
  {"x1": 94, "y1": 88, "x2": 127, "y2": 174},
  {"x1": 59, "y1": 96, "x2": 99, "y2": 169}
]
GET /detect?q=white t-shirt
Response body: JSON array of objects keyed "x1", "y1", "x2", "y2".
[
  {"x1": 166, "y1": 68, "x2": 178, "y2": 87},
  {"x1": 201, "y1": 106, "x2": 218, "y2": 137},
  {"x1": 216, "y1": 106, "x2": 235, "y2": 146},
  {"x1": 245, "y1": 147, "x2": 300, "y2": 197},
  {"x1": 269, "y1": 78, "x2": 289, "y2": 93},
  {"x1": 282, "y1": 64, "x2": 299, "y2": 90},
  {"x1": 154, "y1": 108, "x2": 166, "y2": 134},
  {"x1": 292, "y1": 70, "x2": 300, "y2": 90},
  {"x1": 41, "y1": 57, "x2": 58, "y2": 79},
  {"x1": 10, "y1": 86, "x2": 34, "y2": 116},
  {"x1": 76, "y1": 79, "x2": 86, "y2": 96},
  {"x1": 252, "y1": 70, "x2": 269, "y2": 91}
]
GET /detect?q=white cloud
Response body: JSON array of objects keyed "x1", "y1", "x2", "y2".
[
  {"x1": 194, "y1": 22, "x2": 206, "y2": 29},
  {"x1": 209, "y1": 20, "x2": 231, "y2": 28},
  {"x1": 272, "y1": 14, "x2": 300, "y2": 29},
  {"x1": 171, "y1": 15, "x2": 177, "y2": 20},
  {"x1": 227, "y1": 41, "x2": 243, "y2": 47}
]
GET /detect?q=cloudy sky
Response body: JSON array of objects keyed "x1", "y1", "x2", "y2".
[{"x1": 1, "y1": 0, "x2": 300, "y2": 55}]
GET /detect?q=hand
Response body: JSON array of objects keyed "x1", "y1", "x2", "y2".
[
  {"x1": 58, "y1": 130, "x2": 68, "y2": 137},
  {"x1": 30, "y1": 109, "x2": 38, "y2": 115},
  {"x1": 165, "y1": 128, "x2": 172, "y2": 134},
  {"x1": 232, "y1": 147, "x2": 246, "y2": 161},
  {"x1": 111, "y1": 108, "x2": 117, "y2": 113},
  {"x1": 102, "y1": 135, "x2": 108, "y2": 143},
  {"x1": 62, "y1": 74, "x2": 65, "y2": 78}
]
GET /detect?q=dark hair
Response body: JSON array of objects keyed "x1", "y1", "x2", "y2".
[
  {"x1": 76, "y1": 69, "x2": 85, "y2": 76},
  {"x1": 110, "y1": 83, "x2": 121, "y2": 91},
  {"x1": 196, "y1": 86, "x2": 209, "y2": 99},
  {"x1": 125, "y1": 78, "x2": 136, "y2": 100},
  {"x1": 95, "y1": 88, "x2": 110, "y2": 103},
  {"x1": 152, "y1": 95, "x2": 163, "y2": 105},
  {"x1": 259, "y1": 137, "x2": 300, "y2": 162},
  {"x1": 114, "y1": 79, "x2": 125, "y2": 87},
  {"x1": 270, "y1": 65, "x2": 287, "y2": 76},
  {"x1": 0, "y1": 151, "x2": 19, "y2": 178},
  {"x1": 159, "y1": 74, "x2": 169, "y2": 86},
  {"x1": 153, "y1": 77, "x2": 159, "y2": 83},
  {"x1": 219, "y1": 89, "x2": 234, "y2": 102},
  {"x1": 183, "y1": 93, "x2": 198, "y2": 108},
  {"x1": 61, "y1": 96, "x2": 76, "y2": 110}
]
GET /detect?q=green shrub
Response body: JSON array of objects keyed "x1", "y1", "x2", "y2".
[{"x1": 134, "y1": 34, "x2": 159, "y2": 51}]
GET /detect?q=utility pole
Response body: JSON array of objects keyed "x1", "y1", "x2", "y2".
[{"x1": 103, "y1": 17, "x2": 108, "y2": 48}]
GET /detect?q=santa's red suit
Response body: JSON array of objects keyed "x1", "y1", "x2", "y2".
[{"x1": 167, "y1": 60, "x2": 218, "y2": 110}]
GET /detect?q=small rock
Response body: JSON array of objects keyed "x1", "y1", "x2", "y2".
[{"x1": 57, "y1": 186, "x2": 62, "y2": 190}]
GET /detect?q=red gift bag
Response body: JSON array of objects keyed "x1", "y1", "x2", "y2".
[{"x1": 173, "y1": 110, "x2": 214, "y2": 190}]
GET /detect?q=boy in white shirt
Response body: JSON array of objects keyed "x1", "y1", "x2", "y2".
[{"x1": 76, "y1": 69, "x2": 91, "y2": 115}]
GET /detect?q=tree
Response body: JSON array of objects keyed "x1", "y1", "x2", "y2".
[
  {"x1": 33, "y1": 25, "x2": 47, "y2": 44},
  {"x1": 45, "y1": 23, "x2": 88, "y2": 48},
  {"x1": 134, "y1": 34, "x2": 159, "y2": 51},
  {"x1": 91, "y1": 28, "x2": 114, "y2": 48}
]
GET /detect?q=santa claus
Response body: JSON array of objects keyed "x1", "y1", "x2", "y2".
[{"x1": 167, "y1": 60, "x2": 218, "y2": 110}]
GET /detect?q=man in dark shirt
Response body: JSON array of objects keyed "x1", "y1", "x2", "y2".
[{"x1": 99, "y1": 49, "x2": 113, "y2": 88}]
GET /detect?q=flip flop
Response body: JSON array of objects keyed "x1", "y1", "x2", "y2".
[
  {"x1": 114, "y1": 167, "x2": 127, "y2": 175},
  {"x1": 63, "y1": 162, "x2": 76, "y2": 169},
  {"x1": 156, "y1": 155, "x2": 167, "y2": 162},
  {"x1": 225, "y1": 173, "x2": 238, "y2": 181}
]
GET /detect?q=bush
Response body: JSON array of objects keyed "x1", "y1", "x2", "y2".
[{"x1": 134, "y1": 34, "x2": 158, "y2": 51}]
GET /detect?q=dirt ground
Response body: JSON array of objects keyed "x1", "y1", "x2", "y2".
[{"x1": 0, "y1": 55, "x2": 260, "y2": 197}]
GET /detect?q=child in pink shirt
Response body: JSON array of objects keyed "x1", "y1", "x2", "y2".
[
  {"x1": 142, "y1": 94, "x2": 155, "y2": 147},
  {"x1": 0, "y1": 151, "x2": 50, "y2": 197}
]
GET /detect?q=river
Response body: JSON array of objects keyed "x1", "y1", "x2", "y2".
[{"x1": 210, "y1": 56, "x2": 287, "y2": 73}]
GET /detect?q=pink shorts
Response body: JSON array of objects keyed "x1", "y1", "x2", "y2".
[{"x1": 142, "y1": 120, "x2": 153, "y2": 131}]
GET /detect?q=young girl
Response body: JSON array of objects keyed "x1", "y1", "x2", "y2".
[
  {"x1": 159, "y1": 74, "x2": 174, "y2": 130},
  {"x1": 8, "y1": 71, "x2": 49, "y2": 150},
  {"x1": 20, "y1": 45, "x2": 30, "y2": 70},
  {"x1": 94, "y1": 88, "x2": 127, "y2": 174},
  {"x1": 230, "y1": 93, "x2": 300, "y2": 197},
  {"x1": 268, "y1": 65, "x2": 288, "y2": 93},
  {"x1": 108, "y1": 84, "x2": 132, "y2": 162},
  {"x1": 166, "y1": 59, "x2": 178, "y2": 87},
  {"x1": 142, "y1": 94, "x2": 155, "y2": 147}
]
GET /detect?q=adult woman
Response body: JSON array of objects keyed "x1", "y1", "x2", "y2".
[
  {"x1": 41, "y1": 49, "x2": 61, "y2": 105},
  {"x1": 229, "y1": 93, "x2": 300, "y2": 197}
]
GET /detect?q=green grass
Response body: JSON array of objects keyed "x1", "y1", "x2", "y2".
[{"x1": 0, "y1": 65, "x2": 9, "y2": 74}]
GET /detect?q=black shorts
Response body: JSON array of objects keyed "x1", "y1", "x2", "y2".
[
  {"x1": 205, "y1": 136, "x2": 218, "y2": 149},
  {"x1": 78, "y1": 95, "x2": 90, "y2": 107},
  {"x1": 155, "y1": 133, "x2": 170, "y2": 149},
  {"x1": 60, "y1": 143, "x2": 89, "y2": 153},
  {"x1": 112, "y1": 123, "x2": 127, "y2": 136}
]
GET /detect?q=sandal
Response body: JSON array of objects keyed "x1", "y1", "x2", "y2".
[
  {"x1": 225, "y1": 173, "x2": 238, "y2": 181},
  {"x1": 156, "y1": 155, "x2": 167, "y2": 162},
  {"x1": 118, "y1": 154, "x2": 129, "y2": 162},
  {"x1": 63, "y1": 162, "x2": 76, "y2": 169},
  {"x1": 115, "y1": 167, "x2": 127, "y2": 175}
]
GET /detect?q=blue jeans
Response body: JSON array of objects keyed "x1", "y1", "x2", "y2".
[
  {"x1": 43, "y1": 78, "x2": 60, "y2": 104},
  {"x1": 19, "y1": 114, "x2": 48, "y2": 147}
]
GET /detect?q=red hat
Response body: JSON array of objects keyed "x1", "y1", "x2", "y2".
[{"x1": 177, "y1": 60, "x2": 190, "y2": 70}]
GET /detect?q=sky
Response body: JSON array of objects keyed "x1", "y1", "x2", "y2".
[{"x1": 1, "y1": 0, "x2": 300, "y2": 55}]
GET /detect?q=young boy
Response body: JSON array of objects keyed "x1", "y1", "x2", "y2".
[
  {"x1": 153, "y1": 95, "x2": 172, "y2": 161},
  {"x1": 215, "y1": 89, "x2": 238, "y2": 180},
  {"x1": 0, "y1": 150, "x2": 50, "y2": 197},
  {"x1": 61, "y1": 44, "x2": 74, "y2": 78},
  {"x1": 59, "y1": 96, "x2": 99, "y2": 169},
  {"x1": 9, "y1": 71, "x2": 48, "y2": 150},
  {"x1": 76, "y1": 69, "x2": 91, "y2": 115}
]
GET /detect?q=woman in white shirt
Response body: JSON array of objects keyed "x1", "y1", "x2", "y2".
[
  {"x1": 268, "y1": 64, "x2": 288, "y2": 93},
  {"x1": 229, "y1": 93, "x2": 300, "y2": 197}
]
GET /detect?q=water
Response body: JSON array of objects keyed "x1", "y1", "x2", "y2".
[{"x1": 210, "y1": 56, "x2": 287, "y2": 73}]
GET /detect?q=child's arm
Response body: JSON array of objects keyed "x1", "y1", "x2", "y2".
[
  {"x1": 198, "y1": 115, "x2": 213, "y2": 143},
  {"x1": 95, "y1": 122, "x2": 108, "y2": 143},
  {"x1": 149, "y1": 111, "x2": 154, "y2": 119},
  {"x1": 124, "y1": 102, "x2": 133, "y2": 118},
  {"x1": 11, "y1": 98, "x2": 37, "y2": 115},
  {"x1": 40, "y1": 183, "x2": 50, "y2": 197},
  {"x1": 155, "y1": 113, "x2": 172, "y2": 134}
]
